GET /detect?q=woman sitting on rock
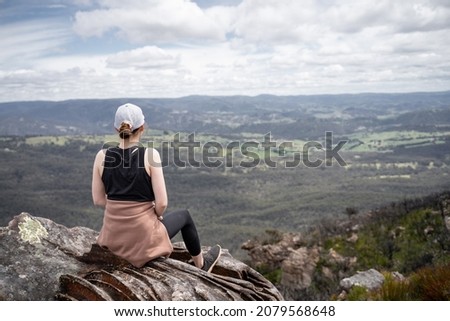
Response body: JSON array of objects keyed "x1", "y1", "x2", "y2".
[{"x1": 91, "y1": 103, "x2": 221, "y2": 271}]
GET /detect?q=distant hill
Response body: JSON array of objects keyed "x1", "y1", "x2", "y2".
[{"x1": 1, "y1": 91, "x2": 450, "y2": 138}]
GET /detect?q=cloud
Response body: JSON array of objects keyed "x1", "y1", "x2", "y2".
[
  {"x1": 73, "y1": 0, "x2": 226, "y2": 43},
  {"x1": 72, "y1": 0, "x2": 95, "y2": 5},
  {"x1": 231, "y1": 0, "x2": 318, "y2": 44},
  {"x1": 1, "y1": 0, "x2": 450, "y2": 102},
  {"x1": 106, "y1": 46, "x2": 180, "y2": 69},
  {"x1": 230, "y1": 1, "x2": 450, "y2": 43},
  {"x1": 204, "y1": 5, "x2": 237, "y2": 34},
  {"x1": 0, "y1": 19, "x2": 72, "y2": 68}
]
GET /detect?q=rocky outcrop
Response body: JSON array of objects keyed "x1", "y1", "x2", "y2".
[
  {"x1": 0, "y1": 213, "x2": 283, "y2": 301},
  {"x1": 242, "y1": 230, "x2": 359, "y2": 300},
  {"x1": 242, "y1": 232, "x2": 304, "y2": 270},
  {"x1": 280, "y1": 246, "x2": 320, "y2": 292},
  {"x1": 0, "y1": 213, "x2": 97, "y2": 300}
]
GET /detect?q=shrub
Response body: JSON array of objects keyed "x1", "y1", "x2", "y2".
[
  {"x1": 345, "y1": 207, "x2": 359, "y2": 219},
  {"x1": 371, "y1": 264, "x2": 450, "y2": 300},
  {"x1": 409, "y1": 264, "x2": 450, "y2": 300},
  {"x1": 259, "y1": 229, "x2": 284, "y2": 246},
  {"x1": 354, "y1": 232, "x2": 390, "y2": 269},
  {"x1": 376, "y1": 274, "x2": 412, "y2": 301},
  {"x1": 255, "y1": 264, "x2": 282, "y2": 285},
  {"x1": 347, "y1": 286, "x2": 369, "y2": 301}
]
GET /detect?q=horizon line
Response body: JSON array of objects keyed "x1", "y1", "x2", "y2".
[{"x1": 1, "y1": 89, "x2": 450, "y2": 104}]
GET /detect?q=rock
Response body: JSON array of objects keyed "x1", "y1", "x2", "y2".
[
  {"x1": 244, "y1": 231, "x2": 347, "y2": 300},
  {"x1": 242, "y1": 231, "x2": 360, "y2": 300},
  {"x1": 280, "y1": 246, "x2": 320, "y2": 295},
  {"x1": 0, "y1": 213, "x2": 283, "y2": 301},
  {"x1": 340, "y1": 269, "x2": 385, "y2": 291},
  {"x1": 242, "y1": 231, "x2": 304, "y2": 270},
  {"x1": 59, "y1": 243, "x2": 283, "y2": 301},
  {"x1": 424, "y1": 226, "x2": 434, "y2": 235},
  {"x1": 321, "y1": 266, "x2": 334, "y2": 280},
  {"x1": 445, "y1": 216, "x2": 450, "y2": 232},
  {"x1": 327, "y1": 248, "x2": 357, "y2": 267},
  {"x1": 390, "y1": 226, "x2": 406, "y2": 239},
  {"x1": 0, "y1": 213, "x2": 97, "y2": 300},
  {"x1": 346, "y1": 233, "x2": 358, "y2": 243},
  {"x1": 390, "y1": 271, "x2": 405, "y2": 282},
  {"x1": 337, "y1": 290, "x2": 347, "y2": 300}
]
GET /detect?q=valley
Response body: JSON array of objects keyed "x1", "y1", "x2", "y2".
[{"x1": 1, "y1": 92, "x2": 449, "y2": 258}]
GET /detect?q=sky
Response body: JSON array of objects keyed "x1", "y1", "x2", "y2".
[{"x1": 1, "y1": 0, "x2": 450, "y2": 102}]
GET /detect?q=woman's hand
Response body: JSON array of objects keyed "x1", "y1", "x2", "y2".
[{"x1": 151, "y1": 201, "x2": 163, "y2": 220}]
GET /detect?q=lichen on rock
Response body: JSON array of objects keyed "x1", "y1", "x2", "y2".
[{"x1": 18, "y1": 215, "x2": 48, "y2": 244}]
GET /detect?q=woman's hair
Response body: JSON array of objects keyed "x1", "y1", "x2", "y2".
[{"x1": 118, "y1": 122, "x2": 140, "y2": 139}]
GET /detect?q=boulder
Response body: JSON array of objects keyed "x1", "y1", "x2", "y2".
[
  {"x1": 243, "y1": 231, "x2": 325, "y2": 300},
  {"x1": 0, "y1": 213, "x2": 283, "y2": 301},
  {"x1": 0, "y1": 213, "x2": 96, "y2": 300},
  {"x1": 339, "y1": 269, "x2": 385, "y2": 291},
  {"x1": 280, "y1": 246, "x2": 320, "y2": 291},
  {"x1": 242, "y1": 231, "x2": 304, "y2": 270}
]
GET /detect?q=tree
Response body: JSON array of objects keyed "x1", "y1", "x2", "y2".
[{"x1": 345, "y1": 207, "x2": 359, "y2": 219}]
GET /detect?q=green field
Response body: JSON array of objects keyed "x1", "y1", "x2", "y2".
[{"x1": 345, "y1": 130, "x2": 450, "y2": 152}]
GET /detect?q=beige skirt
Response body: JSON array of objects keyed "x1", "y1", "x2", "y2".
[{"x1": 97, "y1": 200, "x2": 173, "y2": 268}]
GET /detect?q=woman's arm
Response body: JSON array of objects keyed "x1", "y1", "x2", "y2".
[
  {"x1": 92, "y1": 149, "x2": 107, "y2": 208},
  {"x1": 145, "y1": 148, "x2": 168, "y2": 217}
]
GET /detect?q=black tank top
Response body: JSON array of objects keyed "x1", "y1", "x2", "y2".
[{"x1": 101, "y1": 146, "x2": 155, "y2": 202}]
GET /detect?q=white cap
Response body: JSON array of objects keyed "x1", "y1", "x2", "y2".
[{"x1": 114, "y1": 103, "x2": 145, "y2": 130}]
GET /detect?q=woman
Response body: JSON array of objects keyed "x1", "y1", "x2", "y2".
[{"x1": 91, "y1": 103, "x2": 221, "y2": 271}]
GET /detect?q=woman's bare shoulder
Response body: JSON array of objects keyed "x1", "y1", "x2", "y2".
[
  {"x1": 94, "y1": 149, "x2": 107, "y2": 163},
  {"x1": 96, "y1": 148, "x2": 107, "y2": 157},
  {"x1": 144, "y1": 147, "x2": 162, "y2": 167}
]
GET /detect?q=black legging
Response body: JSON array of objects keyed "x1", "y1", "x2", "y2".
[{"x1": 162, "y1": 209, "x2": 201, "y2": 257}]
